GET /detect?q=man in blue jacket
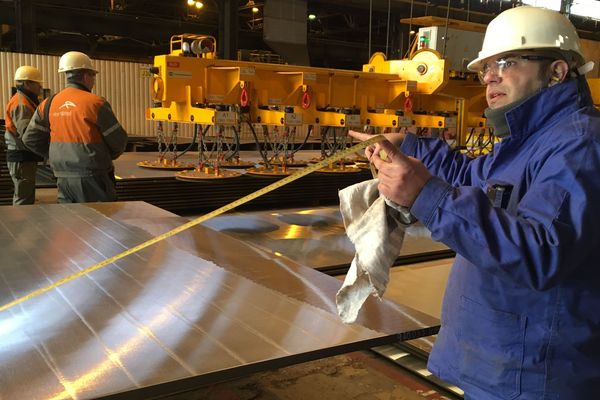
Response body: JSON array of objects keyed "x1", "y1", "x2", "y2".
[{"x1": 351, "y1": 6, "x2": 600, "y2": 399}]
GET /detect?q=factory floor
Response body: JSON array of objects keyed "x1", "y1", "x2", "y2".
[
  {"x1": 30, "y1": 187, "x2": 459, "y2": 400},
  {"x1": 161, "y1": 351, "x2": 457, "y2": 400}
]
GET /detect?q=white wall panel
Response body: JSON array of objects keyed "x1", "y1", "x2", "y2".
[
  {"x1": 1, "y1": 51, "x2": 194, "y2": 138},
  {"x1": 2, "y1": 52, "x2": 319, "y2": 142}
]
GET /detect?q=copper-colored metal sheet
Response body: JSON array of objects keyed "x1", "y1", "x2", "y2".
[
  {"x1": 136, "y1": 159, "x2": 196, "y2": 170},
  {"x1": 0, "y1": 202, "x2": 439, "y2": 399},
  {"x1": 313, "y1": 165, "x2": 363, "y2": 174},
  {"x1": 175, "y1": 169, "x2": 242, "y2": 181},
  {"x1": 260, "y1": 158, "x2": 310, "y2": 167},
  {"x1": 245, "y1": 166, "x2": 299, "y2": 176},
  {"x1": 216, "y1": 159, "x2": 255, "y2": 168}
]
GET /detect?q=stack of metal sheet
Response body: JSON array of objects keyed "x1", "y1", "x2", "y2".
[
  {"x1": 113, "y1": 152, "x2": 371, "y2": 213},
  {"x1": 0, "y1": 202, "x2": 439, "y2": 399},
  {"x1": 0, "y1": 132, "x2": 13, "y2": 205}
]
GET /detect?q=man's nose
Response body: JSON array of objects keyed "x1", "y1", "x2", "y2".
[{"x1": 483, "y1": 68, "x2": 500, "y2": 84}]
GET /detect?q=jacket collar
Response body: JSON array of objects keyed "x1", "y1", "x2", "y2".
[
  {"x1": 505, "y1": 77, "x2": 592, "y2": 140},
  {"x1": 16, "y1": 87, "x2": 40, "y2": 107},
  {"x1": 66, "y1": 82, "x2": 91, "y2": 92}
]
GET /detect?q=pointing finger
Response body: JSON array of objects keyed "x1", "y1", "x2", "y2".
[{"x1": 348, "y1": 130, "x2": 373, "y2": 142}]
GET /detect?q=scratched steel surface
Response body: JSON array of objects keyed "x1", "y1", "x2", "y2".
[
  {"x1": 200, "y1": 207, "x2": 450, "y2": 270},
  {"x1": 0, "y1": 202, "x2": 439, "y2": 400}
]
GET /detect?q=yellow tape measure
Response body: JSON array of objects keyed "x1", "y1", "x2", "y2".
[{"x1": 0, "y1": 135, "x2": 384, "y2": 313}]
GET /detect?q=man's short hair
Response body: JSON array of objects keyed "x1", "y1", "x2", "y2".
[{"x1": 66, "y1": 70, "x2": 86, "y2": 83}]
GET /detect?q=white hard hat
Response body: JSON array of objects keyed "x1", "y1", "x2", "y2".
[
  {"x1": 58, "y1": 51, "x2": 98, "y2": 73},
  {"x1": 468, "y1": 6, "x2": 585, "y2": 72},
  {"x1": 14, "y1": 65, "x2": 43, "y2": 83}
]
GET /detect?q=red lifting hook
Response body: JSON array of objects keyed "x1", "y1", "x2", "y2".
[
  {"x1": 240, "y1": 87, "x2": 249, "y2": 107},
  {"x1": 404, "y1": 96, "x2": 413, "y2": 113},
  {"x1": 301, "y1": 91, "x2": 311, "y2": 109}
]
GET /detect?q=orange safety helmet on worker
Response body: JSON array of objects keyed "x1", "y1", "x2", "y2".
[
  {"x1": 4, "y1": 65, "x2": 44, "y2": 204},
  {"x1": 22, "y1": 51, "x2": 128, "y2": 203}
]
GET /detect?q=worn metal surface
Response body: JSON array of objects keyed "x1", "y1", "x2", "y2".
[
  {"x1": 201, "y1": 206, "x2": 450, "y2": 272},
  {"x1": 0, "y1": 202, "x2": 439, "y2": 400}
]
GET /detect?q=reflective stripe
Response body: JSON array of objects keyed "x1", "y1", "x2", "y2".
[
  {"x1": 102, "y1": 122, "x2": 122, "y2": 137},
  {"x1": 5, "y1": 93, "x2": 35, "y2": 135}
]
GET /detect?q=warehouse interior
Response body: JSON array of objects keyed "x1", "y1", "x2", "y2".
[{"x1": 1, "y1": 0, "x2": 600, "y2": 399}]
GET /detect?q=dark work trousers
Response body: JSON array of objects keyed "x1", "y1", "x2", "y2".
[
  {"x1": 56, "y1": 173, "x2": 117, "y2": 203},
  {"x1": 8, "y1": 161, "x2": 37, "y2": 205}
]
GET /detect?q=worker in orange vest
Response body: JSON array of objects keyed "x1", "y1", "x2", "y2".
[
  {"x1": 4, "y1": 66, "x2": 44, "y2": 204},
  {"x1": 23, "y1": 51, "x2": 128, "y2": 203}
]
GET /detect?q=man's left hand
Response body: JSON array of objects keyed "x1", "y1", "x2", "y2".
[{"x1": 371, "y1": 140, "x2": 432, "y2": 208}]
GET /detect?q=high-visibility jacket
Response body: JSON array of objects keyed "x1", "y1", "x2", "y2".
[
  {"x1": 23, "y1": 83, "x2": 127, "y2": 177},
  {"x1": 4, "y1": 89, "x2": 43, "y2": 162},
  {"x1": 403, "y1": 77, "x2": 600, "y2": 399}
]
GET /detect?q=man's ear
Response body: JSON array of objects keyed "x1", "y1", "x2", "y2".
[{"x1": 549, "y1": 59, "x2": 569, "y2": 85}]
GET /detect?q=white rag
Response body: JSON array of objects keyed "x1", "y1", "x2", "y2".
[{"x1": 336, "y1": 179, "x2": 414, "y2": 324}]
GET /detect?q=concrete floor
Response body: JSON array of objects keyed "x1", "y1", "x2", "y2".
[{"x1": 162, "y1": 351, "x2": 457, "y2": 400}]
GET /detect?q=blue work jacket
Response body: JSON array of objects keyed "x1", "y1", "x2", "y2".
[{"x1": 402, "y1": 77, "x2": 600, "y2": 399}]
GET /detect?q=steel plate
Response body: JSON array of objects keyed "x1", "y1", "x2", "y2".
[{"x1": 0, "y1": 202, "x2": 439, "y2": 399}]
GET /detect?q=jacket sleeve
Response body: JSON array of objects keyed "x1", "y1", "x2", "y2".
[
  {"x1": 408, "y1": 135, "x2": 600, "y2": 291},
  {"x1": 400, "y1": 133, "x2": 481, "y2": 186},
  {"x1": 21, "y1": 100, "x2": 50, "y2": 159},
  {"x1": 97, "y1": 100, "x2": 128, "y2": 160},
  {"x1": 11, "y1": 103, "x2": 35, "y2": 137}
]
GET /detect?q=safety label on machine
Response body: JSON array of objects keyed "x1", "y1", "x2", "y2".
[
  {"x1": 397, "y1": 115, "x2": 413, "y2": 127},
  {"x1": 284, "y1": 112, "x2": 303, "y2": 125},
  {"x1": 240, "y1": 67, "x2": 256, "y2": 76},
  {"x1": 303, "y1": 72, "x2": 317, "y2": 82},
  {"x1": 345, "y1": 114, "x2": 362, "y2": 128},
  {"x1": 215, "y1": 111, "x2": 238, "y2": 125},
  {"x1": 167, "y1": 70, "x2": 193, "y2": 78},
  {"x1": 206, "y1": 94, "x2": 225, "y2": 102},
  {"x1": 444, "y1": 117, "x2": 457, "y2": 128}
]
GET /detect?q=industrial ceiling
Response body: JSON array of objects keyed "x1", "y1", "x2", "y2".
[{"x1": 1, "y1": 0, "x2": 598, "y2": 69}]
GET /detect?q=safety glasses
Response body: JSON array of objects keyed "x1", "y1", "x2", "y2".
[{"x1": 478, "y1": 54, "x2": 556, "y2": 84}]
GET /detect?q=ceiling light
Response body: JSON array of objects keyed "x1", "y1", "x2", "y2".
[
  {"x1": 252, "y1": 6, "x2": 259, "y2": 12},
  {"x1": 308, "y1": 14, "x2": 316, "y2": 20},
  {"x1": 195, "y1": 1, "x2": 203, "y2": 8},
  {"x1": 187, "y1": 0, "x2": 195, "y2": 5}
]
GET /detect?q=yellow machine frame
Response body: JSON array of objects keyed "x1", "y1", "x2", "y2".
[{"x1": 147, "y1": 34, "x2": 488, "y2": 145}]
